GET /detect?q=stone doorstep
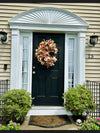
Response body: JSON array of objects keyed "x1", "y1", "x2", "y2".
[{"x1": 27, "y1": 106, "x2": 72, "y2": 116}]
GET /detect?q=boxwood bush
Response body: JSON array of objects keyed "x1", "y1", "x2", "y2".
[
  {"x1": 1, "y1": 89, "x2": 33, "y2": 124},
  {"x1": 62, "y1": 84, "x2": 97, "y2": 116}
]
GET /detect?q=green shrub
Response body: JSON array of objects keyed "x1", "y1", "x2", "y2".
[
  {"x1": 1, "y1": 89, "x2": 34, "y2": 123},
  {"x1": 78, "y1": 117, "x2": 100, "y2": 130},
  {"x1": 0, "y1": 121, "x2": 20, "y2": 130},
  {"x1": 62, "y1": 84, "x2": 97, "y2": 115}
]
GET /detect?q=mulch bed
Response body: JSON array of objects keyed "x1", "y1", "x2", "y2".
[{"x1": 29, "y1": 115, "x2": 72, "y2": 128}]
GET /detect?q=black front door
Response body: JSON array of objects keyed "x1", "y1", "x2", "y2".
[{"x1": 32, "y1": 33, "x2": 65, "y2": 106}]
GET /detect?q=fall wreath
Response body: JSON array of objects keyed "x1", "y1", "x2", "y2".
[{"x1": 35, "y1": 39, "x2": 58, "y2": 68}]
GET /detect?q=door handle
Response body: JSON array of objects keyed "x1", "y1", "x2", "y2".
[{"x1": 33, "y1": 71, "x2": 36, "y2": 74}]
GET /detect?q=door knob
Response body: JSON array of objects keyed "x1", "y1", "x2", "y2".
[{"x1": 33, "y1": 71, "x2": 36, "y2": 74}]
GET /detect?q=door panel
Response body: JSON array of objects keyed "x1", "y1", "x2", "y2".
[{"x1": 32, "y1": 33, "x2": 65, "y2": 106}]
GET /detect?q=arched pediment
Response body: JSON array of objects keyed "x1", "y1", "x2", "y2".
[{"x1": 8, "y1": 7, "x2": 89, "y2": 27}]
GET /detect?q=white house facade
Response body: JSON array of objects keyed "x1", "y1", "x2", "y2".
[{"x1": 8, "y1": 7, "x2": 89, "y2": 116}]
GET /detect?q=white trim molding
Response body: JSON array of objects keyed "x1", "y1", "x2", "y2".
[
  {"x1": 8, "y1": 7, "x2": 89, "y2": 27},
  {"x1": 10, "y1": 29, "x2": 20, "y2": 90},
  {"x1": 77, "y1": 32, "x2": 86, "y2": 85},
  {"x1": 9, "y1": 7, "x2": 89, "y2": 116}
]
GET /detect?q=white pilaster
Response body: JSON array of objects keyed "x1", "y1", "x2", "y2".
[
  {"x1": 77, "y1": 32, "x2": 86, "y2": 85},
  {"x1": 10, "y1": 29, "x2": 20, "y2": 90}
]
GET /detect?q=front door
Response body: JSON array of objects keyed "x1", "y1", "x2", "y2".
[{"x1": 32, "y1": 33, "x2": 65, "y2": 106}]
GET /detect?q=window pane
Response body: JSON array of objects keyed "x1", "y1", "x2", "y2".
[
  {"x1": 22, "y1": 84, "x2": 28, "y2": 90},
  {"x1": 23, "y1": 49, "x2": 28, "y2": 60},
  {"x1": 68, "y1": 38, "x2": 74, "y2": 87},
  {"x1": 22, "y1": 61, "x2": 28, "y2": 72},
  {"x1": 23, "y1": 38, "x2": 28, "y2": 49},
  {"x1": 22, "y1": 37, "x2": 29, "y2": 90},
  {"x1": 22, "y1": 73, "x2": 28, "y2": 84}
]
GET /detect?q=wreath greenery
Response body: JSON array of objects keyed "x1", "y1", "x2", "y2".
[{"x1": 35, "y1": 39, "x2": 58, "y2": 68}]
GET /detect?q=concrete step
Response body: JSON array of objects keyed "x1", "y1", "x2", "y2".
[{"x1": 27, "y1": 106, "x2": 72, "y2": 116}]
